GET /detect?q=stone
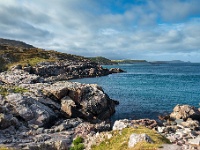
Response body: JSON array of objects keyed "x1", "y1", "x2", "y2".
[
  {"x1": 128, "y1": 133, "x2": 153, "y2": 148},
  {"x1": 61, "y1": 96, "x2": 77, "y2": 118},
  {"x1": 54, "y1": 139, "x2": 70, "y2": 150},
  {"x1": 181, "y1": 120, "x2": 199, "y2": 129},
  {"x1": 157, "y1": 126, "x2": 165, "y2": 133},
  {"x1": 0, "y1": 69, "x2": 40, "y2": 85},
  {"x1": 170, "y1": 105, "x2": 200, "y2": 121},
  {"x1": 11, "y1": 65, "x2": 22, "y2": 70},
  {"x1": 6, "y1": 93, "x2": 57, "y2": 127},
  {"x1": 112, "y1": 120, "x2": 129, "y2": 130},
  {"x1": 0, "y1": 113, "x2": 11, "y2": 129},
  {"x1": 109, "y1": 68, "x2": 125, "y2": 73},
  {"x1": 188, "y1": 136, "x2": 200, "y2": 145},
  {"x1": 43, "y1": 83, "x2": 69, "y2": 100},
  {"x1": 175, "y1": 119, "x2": 184, "y2": 125}
]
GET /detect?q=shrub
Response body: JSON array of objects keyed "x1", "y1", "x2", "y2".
[{"x1": 70, "y1": 136, "x2": 84, "y2": 150}]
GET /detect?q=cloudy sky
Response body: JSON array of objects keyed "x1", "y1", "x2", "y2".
[{"x1": 1, "y1": 0, "x2": 200, "y2": 62}]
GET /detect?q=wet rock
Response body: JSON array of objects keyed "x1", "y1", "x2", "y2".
[{"x1": 109, "y1": 68, "x2": 125, "y2": 73}]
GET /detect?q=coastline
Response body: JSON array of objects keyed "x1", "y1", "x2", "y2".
[
  {"x1": 1, "y1": 66, "x2": 200, "y2": 150},
  {"x1": 0, "y1": 39, "x2": 200, "y2": 149}
]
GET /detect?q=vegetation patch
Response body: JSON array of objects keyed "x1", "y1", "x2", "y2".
[
  {"x1": 0, "y1": 44, "x2": 87, "y2": 72},
  {"x1": 0, "y1": 86, "x2": 28, "y2": 96},
  {"x1": 91, "y1": 126, "x2": 170, "y2": 150},
  {"x1": 0, "y1": 145, "x2": 13, "y2": 150},
  {"x1": 70, "y1": 136, "x2": 85, "y2": 150},
  {"x1": 88, "y1": 56, "x2": 117, "y2": 65}
]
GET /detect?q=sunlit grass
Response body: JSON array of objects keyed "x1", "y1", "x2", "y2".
[
  {"x1": 0, "y1": 85, "x2": 28, "y2": 96},
  {"x1": 92, "y1": 126, "x2": 170, "y2": 150}
]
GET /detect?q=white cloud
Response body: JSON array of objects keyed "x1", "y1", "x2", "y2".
[{"x1": 0, "y1": 0, "x2": 200, "y2": 62}]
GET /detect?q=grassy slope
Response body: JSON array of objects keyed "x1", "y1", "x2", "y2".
[
  {"x1": 92, "y1": 126, "x2": 170, "y2": 150},
  {"x1": 0, "y1": 45, "x2": 87, "y2": 71}
]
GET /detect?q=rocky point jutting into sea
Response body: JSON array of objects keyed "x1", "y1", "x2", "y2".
[{"x1": 1, "y1": 38, "x2": 200, "y2": 150}]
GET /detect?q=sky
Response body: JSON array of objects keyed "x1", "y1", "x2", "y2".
[{"x1": 0, "y1": 0, "x2": 200, "y2": 62}]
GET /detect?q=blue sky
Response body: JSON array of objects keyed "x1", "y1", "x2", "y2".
[{"x1": 0, "y1": 0, "x2": 200, "y2": 62}]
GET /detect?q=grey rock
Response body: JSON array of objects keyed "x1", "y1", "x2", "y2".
[
  {"x1": 0, "y1": 69, "x2": 40, "y2": 85},
  {"x1": 112, "y1": 120, "x2": 129, "y2": 130},
  {"x1": 128, "y1": 133, "x2": 153, "y2": 148},
  {"x1": 170, "y1": 104, "x2": 200, "y2": 121},
  {"x1": 188, "y1": 136, "x2": 200, "y2": 145},
  {"x1": 61, "y1": 96, "x2": 77, "y2": 118},
  {"x1": 6, "y1": 93, "x2": 57, "y2": 127},
  {"x1": 158, "y1": 126, "x2": 165, "y2": 133},
  {"x1": 43, "y1": 84, "x2": 69, "y2": 100}
]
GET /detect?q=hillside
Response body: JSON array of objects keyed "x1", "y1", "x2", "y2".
[
  {"x1": 88, "y1": 57, "x2": 148, "y2": 65},
  {"x1": 112, "y1": 59, "x2": 148, "y2": 64},
  {"x1": 0, "y1": 39, "x2": 89, "y2": 72},
  {"x1": 0, "y1": 38, "x2": 34, "y2": 48},
  {"x1": 88, "y1": 56, "x2": 117, "y2": 65}
]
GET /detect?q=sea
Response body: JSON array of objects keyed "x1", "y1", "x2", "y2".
[{"x1": 71, "y1": 63, "x2": 200, "y2": 121}]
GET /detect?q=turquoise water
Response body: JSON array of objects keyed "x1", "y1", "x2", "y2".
[{"x1": 71, "y1": 63, "x2": 200, "y2": 120}]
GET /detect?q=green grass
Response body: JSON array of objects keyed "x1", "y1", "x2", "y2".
[
  {"x1": 0, "y1": 86, "x2": 28, "y2": 96},
  {"x1": 70, "y1": 136, "x2": 85, "y2": 150},
  {"x1": 91, "y1": 126, "x2": 170, "y2": 150},
  {"x1": 0, "y1": 45, "x2": 87, "y2": 72},
  {"x1": 0, "y1": 146, "x2": 13, "y2": 150}
]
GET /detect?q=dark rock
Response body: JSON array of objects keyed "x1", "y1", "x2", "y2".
[{"x1": 109, "y1": 68, "x2": 125, "y2": 73}]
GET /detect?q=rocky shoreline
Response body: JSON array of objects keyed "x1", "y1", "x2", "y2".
[
  {"x1": 0, "y1": 58, "x2": 124, "y2": 150},
  {"x1": 0, "y1": 61, "x2": 200, "y2": 150}
]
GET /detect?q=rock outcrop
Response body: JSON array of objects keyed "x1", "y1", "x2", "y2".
[
  {"x1": 0, "y1": 68, "x2": 119, "y2": 149},
  {"x1": 170, "y1": 104, "x2": 200, "y2": 121},
  {"x1": 128, "y1": 133, "x2": 153, "y2": 148}
]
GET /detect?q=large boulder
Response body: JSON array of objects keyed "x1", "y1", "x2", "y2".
[
  {"x1": 112, "y1": 120, "x2": 130, "y2": 130},
  {"x1": 170, "y1": 105, "x2": 200, "y2": 121},
  {"x1": 6, "y1": 93, "x2": 57, "y2": 128},
  {"x1": 43, "y1": 81, "x2": 118, "y2": 121},
  {"x1": 61, "y1": 96, "x2": 82, "y2": 118},
  {"x1": 128, "y1": 133, "x2": 153, "y2": 148},
  {"x1": 43, "y1": 84, "x2": 69, "y2": 100}
]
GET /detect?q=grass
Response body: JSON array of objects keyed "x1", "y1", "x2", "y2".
[
  {"x1": 70, "y1": 136, "x2": 85, "y2": 150},
  {"x1": 0, "y1": 146, "x2": 13, "y2": 150},
  {"x1": 91, "y1": 126, "x2": 170, "y2": 150},
  {"x1": 0, "y1": 45, "x2": 87, "y2": 72},
  {"x1": 7, "y1": 57, "x2": 55, "y2": 70},
  {"x1": 0, "y1": 86, "x2": 28, "y2": 96}
]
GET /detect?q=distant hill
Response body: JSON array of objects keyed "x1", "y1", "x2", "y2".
[
  {"x1": 150, "y1": 60, "x2": 191, "y2": 64},
  {"x1": 88, "y1": 57, "x2": 149, "y2": 65},
  {"x1": 0, "y1": 38, "x2": 34, "y2": 49},
  {"x1": 88, "y1": 56, "x2": 117, "y2": 65},
  {"x1": 112, "y1": 59, "x2": 148, "y2": 64},
  {"x1": 0, "y1": 38, "x2": 89, "y2": 71}
]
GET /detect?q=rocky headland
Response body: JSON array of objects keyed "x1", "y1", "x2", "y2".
[{"x1": 1, "y1": 39, "x2": 200, "y2": 150}]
